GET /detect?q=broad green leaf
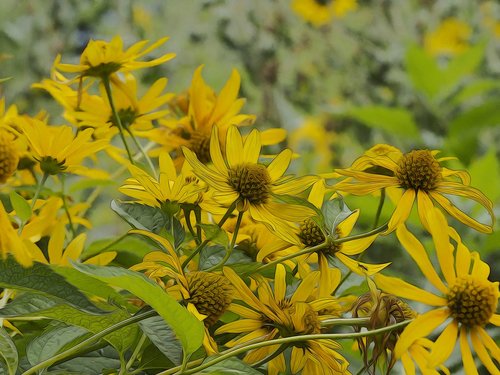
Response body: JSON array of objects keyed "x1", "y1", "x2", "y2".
[
  {"x1": 139, "y1": 315, "x2": 182, "y2": 366},
  {"x1": 27, "y1": 324, "x2": 88, "y2": 366},
  {"x1": 52, "y1": 266, "x2": 128, "y2": 306},
  {"x1": 346, "y1": 106, "x2": 419, "y2": 138},
  {"x1": 452, "y1": 78, "x2": 500, "y2": 105},
  {"x1": 322, "y1": 197, "x2": 355, "y2": 234},
  {"x1": 0, "y1": 293, "x2": 138, "y2": 353},
  {"x1": 166, "y1": 216, "x2": 186, "y2": 250},
  {"x1": 73, "y1": 263, "x2": 205, "y2": 356},
  {"x1": 111, "y1": 200, "x2": 167, "y2": 233},
  {"x1": 198, "y1": 224, "x2": 229, "y2": 247},
  {"x1": 139, "y1": 342, "x2": 175, "y2": 370},
  {"x1": 198, "y1": 357, "x2": 262, "y2": 374},
  {"x1": 48, "y1": 356, "x2": 122, "y2": 374},
  {"x1": 442, "y1": 42, "x2": 486, "y2": 90},
  {"x1": 0, "y1": 328, "x2": 17, "y2": 375},
  {"x1": 0, "y1": 258, "x2": 106, "y2": 314},
  {"x1": 405, "y1": 45, "x2": 442, "y2": 98},
  {"x1": 9, "y1": 191, "x2": 31, "y2": 223},
  {"x1": 82, "y1": 236, "x2": 153, "y2": 266}
]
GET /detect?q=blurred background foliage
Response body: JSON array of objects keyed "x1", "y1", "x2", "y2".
[{"x1": 1, "y1": 0, "x2": 499, "y2": 372}]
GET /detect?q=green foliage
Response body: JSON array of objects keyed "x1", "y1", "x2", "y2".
[
  {"x1": 111, "y1": 200, "x2": 167, "y2": 233},
  {"x1": 0, "y1": 328, "x2": 18, "y2": 375},
  {"x1": 9, "y1": 191, "x2": 31, "y2": 223},
  {"x1": 138, "y1": 315, "x2": 183, "y2": 365}
]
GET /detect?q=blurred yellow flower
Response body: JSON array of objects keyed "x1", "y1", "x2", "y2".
[
  {"x1": 292, "y1": 0, "x2": 357, "y2": 27},
  {"x1": 424, "y1": 18, "x2": 471, "y2": 56}
]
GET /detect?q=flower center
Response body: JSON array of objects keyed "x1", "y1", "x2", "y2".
[
  {"x1": 109, "y1": 107, "x2": 137, "y2": 130},
  {"x1": 82, "y1": 62, "x2": 122, "y2": 78},
  {"x1": 228, "y1": 163, "x2": 272, "y2": 205},
  {"x1": 188, "y1": 132, "x2": 211, "y2": 164},
  {"x1": 186, "y1": 271, "x2": 234, "y2": 327},
  {"x1": 0, "y1": 131, "x2": 19, "y2": 183},
  {"x1": 395, "y1": 150, "x2": 441, "y2": 191},
  {"x1": 447, "y1": 275, "x2": 498, "y2": 327},
  {"x1": 314, "y1": 0, "x2": 332, "y2": 5},
  {"x1": 39, "y1": 156, "x2": 67, "y2": 175},
  {"x1": 298, "y1": 219, "x2": 341, "y2": 255}
]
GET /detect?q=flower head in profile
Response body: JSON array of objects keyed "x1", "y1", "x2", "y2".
[
  {"x1": 292, "y1": 0, "x2": 357, "y2": 27},
  {"x1": 216, "y1": 265, "x2": 350, "y2": 374},
  {"x1": 19, "y1": 117, "x2": 108, "y2": 178},
  {"x1": 119, "y1": 152, "x2": 205, "y2": 214},
  {"x1": 183, "y1": 125, "x2": 318, "y2": 243},
  {"x1": 375, "y1": 207, "x2": 499, "y2": 373},
  {"x1": 334, "y1": 144, "x2": 494, "y2": 233},
  {"x1": 54, "y1": 36, "x2": 175, "y2": 79},
  {"x1": 424, "y1": 18, "x2": 471, "y2": 56}
]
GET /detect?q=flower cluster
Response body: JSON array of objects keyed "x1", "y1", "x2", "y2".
[{"x1": 0, "y1": 35, "x2": 497, "y2": 375}]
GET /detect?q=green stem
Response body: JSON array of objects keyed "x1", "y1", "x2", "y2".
[
  {"x1": 21, "y1": 310, "x2": 157, "y2": 375},
  {"x1": 194, "y1": 207, "x2": 202, "y2": 243},
  {"x1": 86, "y1": 233, "x2": 129, "y2": 258},
  {"x1": 125, "y1": 333, "x2": 147, "y2": 372},
  {"x1": 61, "y1": 175, "x2": 76, "y2": 238},
  {"x1": 205, "y1": 210, "x2": 243, "y2": 272},
  {"x1": 18, "y1": 172, "x2": 48, "y2": 234},
  {"x1": 373, "y1": 188, "x2": 385, "y2": 229},
  {"x1": 320, "y1": 317, "x2": 370, "y2": 328},
  {"x1": 101, "y1": 76, "x2": 134, "y2": 164},
  {"x1": 251, "y1": 241, "x2": 329, "y2": 275},
  {"x1": 126, "y1": 128, "x2": 157, "y2": 179},
  {"x1": 162, "y1": 320, "x2": 412, "y2": 375},
  {"x1": 184, "y1": 207, "x2": 200, "y2": 245}
]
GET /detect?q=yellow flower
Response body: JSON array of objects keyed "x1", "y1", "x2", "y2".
[
  {"x1": 54, "y1": 36, "x2": 175, "y2": 78},
  {"x1": 292, "y1": 0, "x2": 357, "y2": 27},
  {"x1": 74, "y1": 74, "x2": 172, "y2": 134},
  {"x1": 333, "y1": 144, "x2": 494, "y2": 233},
  {"x1": 119, "y1": 152, "x2": 205, "y2": 211},
  {"x1": 401, "y1": 339, "x2": 450, "y2": 375},
  {"x1": 183, "y1": 125, "x2": 317, "y2": 243},
  {"x1": 374, "y1": 207, "x2": 499, "y2": 373},
  {"x1": 216, "y1": 265, "x2": 350, "y2": 374},
  {"x1": 0, "y1": 129, "x2": 19, "y2": 183},
  {"x1": 19, "y1": 117, "x2": 108, "y2": 178},
  {"x1": 0, "y1": 202, "x2": 36, "y2": 267},
  {"x1": 424, "y1": 18, "x2": 471, "y2": 57}
]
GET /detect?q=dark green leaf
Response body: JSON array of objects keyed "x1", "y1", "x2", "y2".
[
  {"x1": 0, "y1": 328, "x2": 17, "y2": 375},
  {"x1": 111, "y1": 200, "x2": 167, "y2": 233},
  {"x1": 199, "y1": 245, "x2": 252, "y2": 271},
  {"x1": 73, "y1": 263, "x2": 205, "y2": 356},
  {"x1": 139, "y1": 315, "x2": 182, "y2": 366},
  {"x1": 48, "y1": 355, "x2": 121, "y2": 374},
  {"x1": 322, "y1": 197, "x2": 355, "y2": 234},
  {"x1": 9, "y1": 191, "x2": 31, "y2": 223},
  {"x1": 27, "y1": 324, "x2": 88, "y2": 366},
  {"x1": 0, "y1": 258, "x2": 106, "y2": 314}
]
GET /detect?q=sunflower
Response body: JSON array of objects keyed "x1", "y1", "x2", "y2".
[
  {"x1": 18, "y1": 117, "x2": 108, "y2": 178},
  {"x1": 216, "y1": 265, "x2": 350, "y2": 374},
  {"x1": 119, "y1": 152, "x2": 205, "y2": 212},
  {"x1": 142, "y1": 65, "x2": 284, "y2": 165},
  {"x1": 183, "y1": 125, "x2": 318, "y2": 244},
  {"x1": 291, "y1": 0, "x2": 357, "y2": 27},
  {"x1": 374, "y1": 207, "x2": 499, "y2": 373},
  {"x1": 333, "y1": 144, "x2": 494, "y2": 233},
  {"x1": 54, "y1": 36, "x2": 175, "y2": 79}
]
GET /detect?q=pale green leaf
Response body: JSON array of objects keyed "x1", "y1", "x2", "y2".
[
  {"x1": 198, "y1": 224, "x2": 229, "y2": 247},
  {"x1": 0, "y1": 328, "x2": 17, "y2": 375},
  {"x1": 468, "y1": 148, "x2": 500, "y2": 203},
  {"x1": 405, "y1": 45, "x2": 442, "y2": 98},
  {"x1": 139, "y1": 315, "x2": 182, "y2": 366},
  {"x1": 9, "y1": 191, "x2": 32, "y2": 223},
  {"x1": 198, "y1": 357, "x2": 262, "y2": 374}
]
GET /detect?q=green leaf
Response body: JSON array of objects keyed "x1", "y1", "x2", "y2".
[
  {"x1": 52, "y1": 266, "x2": 128, "y2": 306},
  {"x1": 322, "y1": 197, "x2": 355, "y2": 234},
  {"x1": 9, "y1": 191, "x2": 32, "y2": 223},
  {"x1": 139, "y1": 315, "x2": 182, "y2": 366},
  {"x1": 346, "y1": 106, "x2": 419, "y2": 138},
  {"x1": 199, "y1": 245, "x2": 252, "y2": 271},
  {"x1": 69, "y1": 178, "x2": 116, "y2": 193},
  {"x1": 26, "y1": 324, "x2": 88, "y2": 366},
  {"x1": 48, "y1": 355, "x2": 122, "y2": 374},
  {"x1": 198, "y1": 224, "x2": 229, "y2": 247},
  {"x1": 405, "y1": 45, "x2": 442, "y2": 98},
  {"x1": 198, "y1": 357, "x2": 263, "y2": 374},
  {"x1": 468, "y1": 148, "x2": 500, "y2": 203},
  {"x1": 0, "y1": 293, "x2": 138, "y2": 353},
  {"x1": 111, "y1": 200, "x2": 167, "y2": 233},
  {"x1": 442, "y1": 42, "x2": 486, "y2": 90},
  {"x1": 0, "y1": 258, "x2": 106, "y2": 314},
  {"x1": 72, "y1": 263, "x2": 205, "y2": 356},
  {"x1": 452, "y1": 79, "x2": 500, "y2": 105},
  {"x1": 82, "y1": 236, "x2": 153, "y2": 266},
  {"x1": 0, "y1": 328, "x2": 17, "y2": 375}
]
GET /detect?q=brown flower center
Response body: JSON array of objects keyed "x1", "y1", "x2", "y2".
[
  {"x1": 395, "y1": 150, "x2": 441, "y2": 191},
  {"x1": 447, "y1": 275, "x2": 498, "y2": 327},
  {"x1": 298, "y1": 219, "x2": 341, "y2": 255},
  {"x1": 228, "y1": 163, "x2": 272, "y2": 205},
  {"x1": 186, "y1": 271, "x2": 234, "y2": 327},
  {"x1": 0, "y1": 131, "x2": 19, "y2": 183},
  {"x1": 188, "y1": 132, "x2": 211, "y2": 164}
]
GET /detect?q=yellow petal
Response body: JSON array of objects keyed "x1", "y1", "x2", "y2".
[
  {"x1": 242, "y1": 128, "x2": 261, "y2": 164},
  {"x1": 428, "y1": 321, "x2": 458, "y2": 367},
  {"x1": 388, "y1": 189, "x2": 415, "y2": 232},
  {"x1": 470, "y1": 327, "x2": 500, "y2": 374},
  {"x1": 460, "y1": 326, "x2": 478, "y2": 375},
  {"x1": 273, "y1": 264, "x2": 287, "y2": 302},
  {"x1": 226, "y1": 125, "x2": 244, "y2": 168},
  {"x1": 267, "y1": 149, "x2": 292, "y2": 181}
]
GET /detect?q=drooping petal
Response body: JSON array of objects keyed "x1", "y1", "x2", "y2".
[
  {"x1": 266, "y1": 149, "x2": 293, "y2": 181},
  {"x1": 460, "y1": 327, "x2": 479, "y2": 375},
  {"x1": 470, "y1": 327, "x2": 500, "y2": 374},
  {"x1": 388, "y1": 189, "x2": 415, "y2": 232},
  {"x1": 428, "y1": 321, "x2": 458, "y2": 367}
]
